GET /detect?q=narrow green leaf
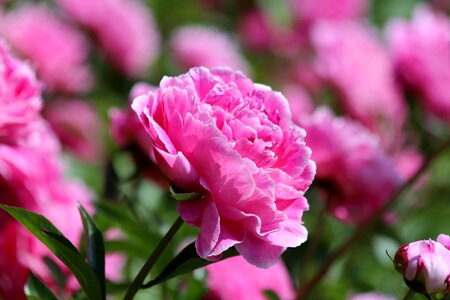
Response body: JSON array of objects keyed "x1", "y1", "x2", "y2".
[
  {"x1": 24, "y1": 272, "x2": 58, "y2": 300},
  {"x1": 169, "y1": 186, "x2": 203, "y2": 201},
  {"x1": 0, "y1": 205, "x2": 102, "y2": 300},
  {"x1": 43, "y1": 256, "x2": 67, "y2": 291},
  {"x1": 78, "y1": 204, "x2": 106, "y2": 300},
  {"x1": 143, "y1": 242, "x2": 238, "y2": 288}
]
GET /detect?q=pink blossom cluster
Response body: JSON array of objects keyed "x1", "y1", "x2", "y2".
[
  {"x1": 387, "y1": 5, "x2": 450, "y2": 123},
  {"x1": 205, "y1": 256, "x2": 294, "y2": 300},
  {"x1": 133, "y1": 67, "x2": 315, "y2": 267},
  {"x1": 0, "y1": 4, "x2": 93, "y2": 93},
  {"x1": 170, "y1": 26, "x2": 250, "y2": 74},
  {"x1": 394, "y1": 234, "x2": 450, "y2": 298},
  {"x1": 56, "y1": 0, "x2": 160, "y2": 77}
]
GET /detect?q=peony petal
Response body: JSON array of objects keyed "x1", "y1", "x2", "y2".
[{"x1": 236, "y1": 234, "x2": 285, "y2": 268}]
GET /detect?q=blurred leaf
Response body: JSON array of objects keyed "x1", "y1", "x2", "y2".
[
  {"x1": 264, "y1": 290, "x2": 281, "y2": 300},
  {"x1": 24, "y1": 272, "x2": 58, "y2": 300},
  {"x1": 143, "y1": 242, "x2": 238, "y2": 288},
  {"x1": 169, "y1": 186, "x2": 203, "y2": 201},
  {"x1": 43, "y1": 256, "x2": 67, "y2": 291},
  {"x1": 0, "y1": 205, "x2": 102, "y2": 300},
  {"x1": 78, "y1": 204, "x2": 106, "y2": 299}
]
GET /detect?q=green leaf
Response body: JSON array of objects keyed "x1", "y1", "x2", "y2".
[
  {"x1": 0, "y1": 205, "x2": 102, "y2": 300},
  {"x1": 169, "y1": 186, "x2": 203, "y2": 201},
  {"x1": 24, "y1": 272, "x2": 58, "y2": 300},
  {"x1": 78, "y1": 204, "x2": 106, "y2": 300},
  {"x1": 143, "y1": 242, "x2": 238, "y2": 288}
]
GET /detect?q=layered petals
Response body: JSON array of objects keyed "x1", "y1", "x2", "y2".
[{"x1": 133, "y1": 67, "x2": 315, "y2": 267}]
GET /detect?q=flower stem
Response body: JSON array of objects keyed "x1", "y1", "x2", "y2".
[
  {"x1": 295, "y1": 138, "x2": 450, "y2": 300},
  {"x1": 403, "y1": 289, "x2": 415, "y2": 300},
  {"x1": 124, "y1": 216, "x2": 184, "y2": 300}
]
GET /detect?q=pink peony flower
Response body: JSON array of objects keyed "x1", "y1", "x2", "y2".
[
  {"x1": 0, "y1": 40, "x2": 94, "y2": 298},
  {"x1": 386, "y1": 5, "x2": 450, "y2": 123},
  {"x1": 394, "y1": 234, "x2": 450, "y2": 298},
  {"x1": 56, "y1": 0, "x2": 159, "y2": 77},
  {"x1": 290, "y1": 0, "x2": 368, "y2": 25},
  {"x1": 0, "y1": 40, "x2": 41, "y2": 130},
  {"x1": 298, "y1": 107, "x2": 402, "y2": 224},
  {"x1": 205, "y1": 256, "x2": 295, "y2": 300},
  {"x1": 170, "y1": 26, "x2": 250, "y2": 74},
  {"x1": 311, "y1": 21, "x2": 406, "y2": 148},
  {"x1": 43, "y1": 100, "x2": 102, "y2": 163},
  {"x1": 133, "y1": 67, "x2": 315, "y2": 267},
  {"x1": 348, "y1": 292, "x2": 397, "y2": 300},
  {"x1": 0, "y1": 4, "x2": 93, "y2": 93}
]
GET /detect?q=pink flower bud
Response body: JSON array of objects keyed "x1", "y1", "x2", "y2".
[{"x1": 394, "y1": 235, "x2": 450, "y2": 298}]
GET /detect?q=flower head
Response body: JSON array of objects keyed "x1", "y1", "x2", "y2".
[
  {"x1": 56, "y1": 0, "x2": 160, "y2": 77},
  {"x1": 43, "y1": 100, "x2": 102, "y2": 163},
  {"x1": 387, "y1": 5, "x2": 450, "y2": 123},
  {"x1": 133, "y1": 67, "x2": 315, "y2": 267},
  {"x1": 311, "y1": 21, "x2": 406, "y2": 147},
  {"x1": 0, "y1": 4, "x2": 93, "y2": 93},
  {"x1": 299, "y1": 107, "x2": 402, "y2": 224},
  {"x1": 394, "y1": 234, "x2": 450, "y2": 298}
]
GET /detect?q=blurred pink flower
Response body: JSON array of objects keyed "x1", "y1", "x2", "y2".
[
  {"x1": 0, "y1": 4, "x2": 93, "y2": 93},
  {"x1": 290, "y1": 0, "x2": 368, "y2": 25},
  {"x1": 348, "y1": 292, "x2": 397, "y2": 300},
  {"x1": 299, "y1": 107, "x2": 402, "y2": 224},
  {"x1": 387, "y1": 5, "x2": 450, "y2": 123},
  {"x1": 104, "y1": 229, "x2": 125, "y2": 282},
  {"x1": 56, "y1": 0, "x2": 159, "y2": 77},
  {"x1": 110, "y1": 82, "x2": 156, "y2": 152},
  {"x1": 0, "y1": 139, "x2": 93, "y2": 297},
  {"x1": 0, "y1": 40, "x2": 41, "y2": 130},
  {"x1": 238, "y1": 10, "x2": 304, "y2": 55},
  {"x1": 394, "y1": 234, "x2": 450, "y2": 297},
  {"x1": 110, "y1": 82, "x2": 168, "y2": 187},
  {"x1": 0, "y1": 40, "x2": 93, "y2": 298},
  {"x1": 43, "y1": 100, "x2": 102, "y2": 163},
  {"x1": 133, "y1": 67, "x2": 315, "y2": 267},
  {"x1": 311, "y1": 21, "x2": 406, "y2": 148},
  {"x1": 170, "y1": 26, "x2": 250, "y2": 74},
  {"x1": 205, "y1": 256, "x2": 294, "y2": 300},
  {"x1": 282, "y1": 84, "x2": 315, "y2": 120}
]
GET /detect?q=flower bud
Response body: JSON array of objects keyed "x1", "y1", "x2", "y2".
[{"x1": 394, "y1": 235, "x2": 450, "y2": 299}]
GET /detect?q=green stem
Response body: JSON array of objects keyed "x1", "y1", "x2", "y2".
[
  {"x1": 403, "y1": 289, "x2": 415, "y2": 300},
  {"x1": 295, "y1": 138, "x2": 450, "y2": 300},
  {"x1": 124, "y1": 217, "x2": 184, "y2": 300}
]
